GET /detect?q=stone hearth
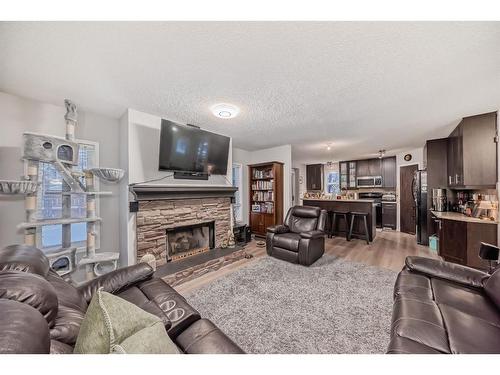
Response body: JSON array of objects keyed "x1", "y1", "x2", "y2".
[{"x1": 136, "y1": 197, "x2": 232, "y2": 265}]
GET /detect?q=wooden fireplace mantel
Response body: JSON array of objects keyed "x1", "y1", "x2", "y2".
[{"x1": 129, "y1": 184, "x2": 237, "y2": 201}]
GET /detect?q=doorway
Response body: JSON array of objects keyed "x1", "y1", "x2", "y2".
[{"x1": 399, "y1": 164, "x2": 418, "y2": 234}]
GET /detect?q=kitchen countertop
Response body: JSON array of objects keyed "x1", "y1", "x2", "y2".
[
  {"x1": 302, "y1": 198, "x2": 375, "y2": 203},
  {"x1": 431, "y1": 210, "x2": 498, "y2": 225}
]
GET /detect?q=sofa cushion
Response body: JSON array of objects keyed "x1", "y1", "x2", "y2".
[
  {"x1": 393, "y1": 269, "x2": 433, "y2": 300},
  {"x1": 440, "y1": 305, "x2": 500, "y2": 354},
  {"x1": 50, "y1": 340, "x2": 74, "y2": 354},
  {"x1": 44, "y1": 269, "x2": 88, "y2": 345},
  {"x1": 49, "y1": 305, "x2": 85, "y2": 345},
  {"x1": 0, "y1": 270, "x2": 58, "y2": 326},
  {"x1": 117, "y1": 286, "x2": 171, "y2": 329},
  {"x1": 0, "y1": 299, "x2": 51, "y2": 354},
  {"x1": 391, "y1": 297, "x2": 449, "y2": 353},
  {"x1": 269, "y1": 246, "x2": 299, "y2": 264},
  {"x1": 432, "y1": 278, "x2": 500, "y2": 326},
  {"x1": 484, "y1": 267, "x2": 500, "y2": 309},
  {"x1": 387, "y1": 335, "x2": 443, "y2": 354},
  {"x1": 74, "y1": 290, "x2": 179, "y2": 354},
  {"x1": 289, "y1": 216, "x2": 318, "y2": 234},
  {"x1": 273, "y1": 232, "x2": 301, "y2": 252},
  {"x1": 46, "y1": 270, "x2": 88, "y2": 312}
]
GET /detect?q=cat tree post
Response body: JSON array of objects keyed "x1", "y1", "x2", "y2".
[{"x1": 24, "y1": 159, "x2": 39, "y2": 246}]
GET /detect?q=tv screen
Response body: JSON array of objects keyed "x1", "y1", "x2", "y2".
[{"x1": 158, "y1": 119, "x2": 230, "y2": 175}]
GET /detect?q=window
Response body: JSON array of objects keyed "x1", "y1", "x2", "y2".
[
  {"x1": 326, "y1": 171, "x2": 340, "y2": 195},
  {"x1": 232, "y1": 163, "x2": 243, "y2": 223},
  {"x1": 37, "y1": 141, "x2": 99, "y2": 250}
]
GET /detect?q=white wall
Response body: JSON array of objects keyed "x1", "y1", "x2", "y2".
[
  {"x1": 232, "y1": 147, "x2": 251, "y2": 224},
  {"x1": 233, "y1": 145, "x2": 293, "y2": 224},
  {"x1": 293, "y1": 162, "x2": 307, "y2": 203},
  {"x1": 127, "y1": 109, "x2": 232, "y2": 186},
  {"x1": 396, "y1": 147, "x2": 424, "y2": 230},
  {"x1": 0, "y1": 91, "x2": 122, "y2": 254}
]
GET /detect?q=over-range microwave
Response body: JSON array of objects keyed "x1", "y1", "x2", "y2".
[{"x1": 357, "y1": 176, "x2": 383, "y2": 188}]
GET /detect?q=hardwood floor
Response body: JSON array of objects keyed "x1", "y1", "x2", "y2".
[{"x1": 175, "y1": 230, "x2": 438, "y2": 296}]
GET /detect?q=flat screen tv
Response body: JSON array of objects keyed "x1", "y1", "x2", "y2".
[{"x1": 158, "y1": 119, "x2": 230, "y2": 175}]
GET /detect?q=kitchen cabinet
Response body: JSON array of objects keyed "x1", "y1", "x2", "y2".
[
  {"x1": 368, "y1": 158, "x2": 382, "y2": 177},
  {"x1": 382, "y1": 202, "x2": 397, "y2": 229},
  {"x1": 431, "y1": 213, "x2": 498, "y2": 271},
  {"x1": 306, "y1": 164, "x2": 324, "y2": 191},
  {"x1": 424, "y1": 138, "x2": 448, "y2": 240},
  {"x1": 382, "y1": 156, "x2": 396, "y2": 188},
  {"x1": 466, "y1": 223, "x2": 498, "y2": 270},
  {"x1": 356, "y1": 159, "x2": 369, "y2": 177},
  {"x1": 447, "y1": 112, "x2": 497, "y2": 188},
  {"x1": 339, "y1": 161, "x2": 357, "y2": 190},
  {"x1": 440, "y1": 219, "x2": 467, "y2": 264},
  {"x1": 356, "y1": 158, "x2": 382, "y2": 177},
  {"x1": 447, "y1": 125, "x2": 462, "y2": 187}
]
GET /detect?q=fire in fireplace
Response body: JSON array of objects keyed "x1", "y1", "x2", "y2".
[{"x1": 166, "y1": 221, "x2": 215, "y2": 262}]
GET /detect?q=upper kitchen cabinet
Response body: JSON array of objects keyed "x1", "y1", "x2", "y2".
[
  {"x1": 340, "y1": 161, "x2": 357, "y2": 189},
  {"x1": 357, "y1": 158, "x2": 382, "y2": 177},
  {"x1": 306, "y1": 163, "x2": 324, "y2": 191},
  {"x1": 382, "y1": 156, "x2": 396, "y2": 188},
  {"x1": 447, "y1": 112, "x2": 497, "y2": 188},
  {"x1": 368, "y1": 158, "x2": 382, "y2": 177},
  {"x1": 356, "y1": 159, "x2": 369, "y2": 177}
]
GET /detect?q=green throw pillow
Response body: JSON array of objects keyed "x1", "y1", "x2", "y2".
[{"x1": 74, "y1": 289, "x2": 179, "y2": 354}]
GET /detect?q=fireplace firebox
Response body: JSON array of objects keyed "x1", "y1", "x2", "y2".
[{"x1": 166, "y1": 221, "x2": 215, "y2": 262}]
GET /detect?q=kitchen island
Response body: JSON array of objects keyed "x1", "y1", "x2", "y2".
[{"x1": 302, "y1": 199, "x2": 377, "y2": 241}]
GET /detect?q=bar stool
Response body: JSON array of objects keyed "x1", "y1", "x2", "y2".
[
  {"x1": 348, "y1": 212, "x2": 370, "y2": 245},
  {"x1": 331, "y1": 210, "x2": 350, "y2": 240}
]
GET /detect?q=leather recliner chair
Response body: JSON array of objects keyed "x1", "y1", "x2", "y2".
[
  {"x1": 266, "y1": 205, "x2": 327, "y2": 266},
  {"x1": 0, "y1": 244, "x2": 244, "y2": 354},
  {"x1": 387, "y1": 255, "x2": 500, "y2": 354}
]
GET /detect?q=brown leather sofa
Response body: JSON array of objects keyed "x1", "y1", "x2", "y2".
[
  {"x1": 387, "y1": 256, "x2": 500, "y2": 354},
  {"x1": 0, "y1": 244, "x2": 244, "y2": 354},
  {"x1": 266, "y1": 205, "x2": 327, "y2": 266}
]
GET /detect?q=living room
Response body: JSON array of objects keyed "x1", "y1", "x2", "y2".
[{"x1": 1, "y1": 2, "x2": 500, "y2": 373}]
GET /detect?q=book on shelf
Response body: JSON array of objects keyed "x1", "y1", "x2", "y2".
[
  {"x1": 252, "y1": 169, "x2": 274, "y2": 179},
  {"x1": 252, "y1": 202, "x2": 274, "y2": 214},
  {"x1": 251, "y1": 180, "x2": 274, "y2": 190},
  {"x1": 252, "y1": 191, "x2": 274, "y2": 202}
]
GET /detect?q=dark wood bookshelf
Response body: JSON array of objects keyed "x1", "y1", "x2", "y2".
[{"x1": 248, "y1": 161, "x2": 284, "y2": 237}]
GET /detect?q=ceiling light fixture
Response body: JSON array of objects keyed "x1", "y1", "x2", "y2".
[
  {"x1": 326, "y1": 143, "x2": 332, "y2": 151},
  {"x1": 378, "y1": 149, "x2": 386, "y2": 159},
  {"x1": 211, "y1": 103, "x2": 240, "y2": 119}
]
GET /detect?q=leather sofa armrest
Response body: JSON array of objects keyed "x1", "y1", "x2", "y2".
[
  {"x1": 300, "y1": 230, "x2": 325, "y2": 239},
  {"x1": 405, "y1": 256, "x2": 489, "y2": 289},
  {"x1": 78, "y1": 263, "x2": 154, "y2": 303},
  {"x1": 267, "y1": 225, "x2": 289, "y2": 234},
  {"x1": 176, "y1": 318, "x2": 244, "y2": 354}
]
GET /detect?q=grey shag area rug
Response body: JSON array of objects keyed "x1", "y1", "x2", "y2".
[{"x1": 184, "y1": 255, "x2": 397, "y2": 354}]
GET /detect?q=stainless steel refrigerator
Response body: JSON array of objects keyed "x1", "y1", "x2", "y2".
[{"x1": 412, "y1": 170, "x2": 428, "y2": 245}]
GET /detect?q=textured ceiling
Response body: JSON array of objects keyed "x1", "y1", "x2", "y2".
[{"x1": 1, "y1": 22, "x2": 499, "y2": 163}]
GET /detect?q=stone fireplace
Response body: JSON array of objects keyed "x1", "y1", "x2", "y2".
[{"x1": 132, "y1": 185, "x2": 237, "y2": 266}]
